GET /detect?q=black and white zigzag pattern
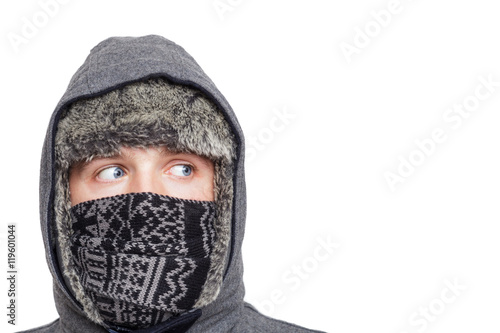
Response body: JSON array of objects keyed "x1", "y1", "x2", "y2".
[{"x1": 70, "y1": 192, "x2": 216, "y2": 328}]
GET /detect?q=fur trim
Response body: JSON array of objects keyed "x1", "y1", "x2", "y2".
[
  {"x1": 56, "y1": 78, "x2": 235, "y2": 165},
  {"x1": 54, "y1": 78, "x2": 236, "y2": 325}
]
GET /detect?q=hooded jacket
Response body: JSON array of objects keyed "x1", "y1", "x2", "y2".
[{"x1": 20, "y1": 35, "x2": 325, "y2": 333}]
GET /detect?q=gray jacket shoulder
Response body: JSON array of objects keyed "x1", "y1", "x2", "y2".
[{"x1": 15, "y1": 319, "x2": 60, "y2": 333}]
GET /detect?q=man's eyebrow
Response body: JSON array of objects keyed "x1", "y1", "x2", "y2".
[
  {"x1": 193, "y1": 155, "x2": 212, "y2": 168},
  {"x1": 71, "y1": 154, "x2": 120, "y2": 171},
  {"x1": 70, "y1": 148, "x2": 212, "y2": 171},
  {"x1": 158, "y1": 148, "x2": 212, "y2": 168}
]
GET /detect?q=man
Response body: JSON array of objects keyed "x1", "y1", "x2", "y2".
[{"x1": 21, "y1": 35, "x2": 324, "y2": 332}]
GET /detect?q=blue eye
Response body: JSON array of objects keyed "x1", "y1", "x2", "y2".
[
  {"x1": 97, "y1": 166, "x2": 125, "y2": 180},
  {"x1": 170, "y1": 165, "x2": 192, "y2": 177}
]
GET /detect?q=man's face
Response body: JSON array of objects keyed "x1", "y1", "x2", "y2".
[{"x1": 69, "y1": 146, "x2": 214, "y2": 206}]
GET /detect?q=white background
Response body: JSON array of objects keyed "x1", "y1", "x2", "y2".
[{"x1": 1, "y1": 1, "x2": 500, "y2": 332}]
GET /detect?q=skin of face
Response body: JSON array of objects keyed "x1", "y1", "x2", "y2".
[{"x1": 69, "y1": 146, "x2": 215, "y2": 206}]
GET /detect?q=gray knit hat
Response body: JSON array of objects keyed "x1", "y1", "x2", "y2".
[{"x1": 53, "y1": 77, "x2": 236, "y2": 325}]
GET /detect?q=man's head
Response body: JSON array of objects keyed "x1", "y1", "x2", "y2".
[{"x1": 52, "y1": 77, "x2": 237, "y2": 328}]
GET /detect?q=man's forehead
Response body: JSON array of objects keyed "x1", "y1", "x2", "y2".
[{"x1": 70, "y1": 145, "x2": 212, "y2": 168}]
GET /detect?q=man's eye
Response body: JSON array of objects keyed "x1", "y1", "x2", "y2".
[
  {"x1": 170, "y1": 165, "x2": 192, "y2": 177},
  {"x1": 97, "y1": 166, "x2": 125, "y2": 180}
]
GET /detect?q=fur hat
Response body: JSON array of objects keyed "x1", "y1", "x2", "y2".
[{"x1": 53, "y1": 77, "x2": 236, "y2": 325}]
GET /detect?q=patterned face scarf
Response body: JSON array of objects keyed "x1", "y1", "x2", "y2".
[{"x1": 69, "y1": 192, "x2": 216, "y2": 329}]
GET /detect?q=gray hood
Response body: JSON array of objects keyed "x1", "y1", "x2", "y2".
[{"x1": 32, "y1": 35, "x2": 323, "y2": 333}]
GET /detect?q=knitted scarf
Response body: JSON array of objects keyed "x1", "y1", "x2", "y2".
[{"x1": 69, "y1": 192, "x2": 216, "y2": 329}]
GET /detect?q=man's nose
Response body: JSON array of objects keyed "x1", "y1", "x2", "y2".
[{"x1": 128, "y1": 172, "x2": 165, "y2": 195}]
